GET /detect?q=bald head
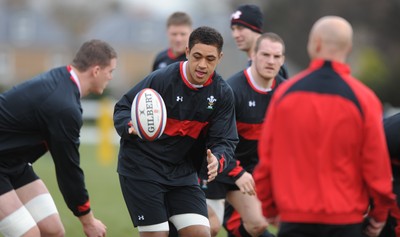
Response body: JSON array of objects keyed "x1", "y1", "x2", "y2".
[{"x1": 307, "y1": 16, "x2": 353, "y2": 62}]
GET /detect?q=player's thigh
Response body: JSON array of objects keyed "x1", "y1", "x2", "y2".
[
  {"x1": 0, "y1": 160, "x2": 40, "y2": 215},
  {"x1": 119, "y1": 175, "x2": 169, "y2": 227},
  {"x1": 0, "y1": 186, "x2": 38, "y2": 236},
  {"x1": 16, "y1": 180, "x2": 64, "y2": 235},
  {"x1": 166, "y1": 184, "x2": 209, "y2": 231},
  {"x1": 206, "y1": 199, "x2": 225, "y2": 227},
  {"x1": 226, "y1": 190, "x2": 266, "y2": 224}
]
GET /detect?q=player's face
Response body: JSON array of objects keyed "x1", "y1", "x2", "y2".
[
  {"x1": 167, "y1": 25, "x2": 192, "y2": 56},
  {"x1": 231, "y1": 25, "x2": 259, "y2": 54},
  {"x1": 185, "y1": 43, "x2": 222, "y2": 85},
  {"x1": 91, "y1": 58, "x2": 117, "y2": 94},
  {"x1": 253, "y1": 38, "x2": 284, "y2": 80}
]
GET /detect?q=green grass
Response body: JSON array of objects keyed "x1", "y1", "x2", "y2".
[{"x1": 32, "y1": 144, "x2": 231, "y2": 237}]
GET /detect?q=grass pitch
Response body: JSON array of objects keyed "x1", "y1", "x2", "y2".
[{"x1": 33, "y1": 143, "x2": 232, "y2": 237}]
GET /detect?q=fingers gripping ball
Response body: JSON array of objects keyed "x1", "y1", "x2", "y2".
[{"x1": 131, "y1": 88, "x2": 167, "y2": 141}]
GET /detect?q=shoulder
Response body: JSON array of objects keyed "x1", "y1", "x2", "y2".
[
  {"x1": 227, "y1": 71, "x2": 246, "y2": 87},
  {"x1": 213, "y1": 73, "x2": 234, "y2": 99}
]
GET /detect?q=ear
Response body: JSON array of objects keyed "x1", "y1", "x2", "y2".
[
  {"x1": 92, "y1": 65, "x2": 100, "y2": 77},
  {"x1": 219, "y1": 52, "x2": 224, "y2": 61},
  {"x1": 280, "y1": 55, "x2": 285, "y2": 66},
  {"x1": 185, "y1": 46, "x2": 189, "y2": 59}
]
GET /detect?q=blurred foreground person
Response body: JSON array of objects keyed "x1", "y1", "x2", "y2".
[{"x1": 254, "y1": 16, "x2": 395, "y2": 237}]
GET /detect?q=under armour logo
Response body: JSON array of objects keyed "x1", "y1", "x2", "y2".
[
  {"x1": 249, "y1": 101, "x2": 256, "y2": 107},
  {"x1": 176, "y1": 96, "x2": 183, "y2": 102},
  {"x1": 231, "y1": 10, "x2": 242, "y2": 20},
  {"x1": 138, "y1": 215, "x2": 144, "y2": 221}
]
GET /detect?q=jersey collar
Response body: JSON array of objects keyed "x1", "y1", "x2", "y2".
[
  {"x1": 179, "y1": 61, "x2": 214, "y2": 90},
  {"x1": 67, "y1": 65, "x2": 82, "y2": 97}
]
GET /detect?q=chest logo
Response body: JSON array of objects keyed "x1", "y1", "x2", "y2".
[
  {"x1": 207, "y1": 96, "x2": 217, "y2": 110},
  {"x1": 176, "y1": 96, "x2": 183, "y2": 102},
  {"x1": 248, "y1": 101, "x2": 256, "y2": 107}
]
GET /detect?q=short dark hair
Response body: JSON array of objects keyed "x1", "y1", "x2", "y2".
[
  {"x1": 254, "y1": 32, "x2": 286, "y2": 55},
  {"x1": 166, "y1": 12, "x2": 192, "y2": 28},
  {"x1": 188, "y1": 26, "x2": 224, "y2": 53},
  {"x1": 72, "y1": 39, "x2": 117, "y2": 72}
]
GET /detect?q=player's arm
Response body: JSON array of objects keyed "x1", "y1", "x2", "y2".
[
  {"x1": 45, "y1": 108, "x2": 106, "y2": 236},
  {"x1": 361, "y1": 95, "x2": 395, "y2": 224},
  {"x1": 206, "y1": 84, "x2": 239, "y2": 174}
]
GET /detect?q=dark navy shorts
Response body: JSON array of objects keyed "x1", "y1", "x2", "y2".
[
  {"x1": 0, "y1": 160, "x2": 39, "y2": 195},
  {"x1": 119, "y1": 175, "x2": 208, "y2": 227}
]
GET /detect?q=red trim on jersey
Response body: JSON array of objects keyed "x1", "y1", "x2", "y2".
[
  {"x1": 67, "y1": 65, "x2": 77, "y2": 87},
  {"x1": 167, "y1": 48, "x2": 179, "y2": 60},
  {"x1": 179, "y1": 62, "x2": 214, "y2": 90},
  {"x1": 218, "y1": 155, "x2": 225, "y2": 173},
  {"x1": 244, "y1": 69, "x2": 276, "y2": 94},
  {"x1": 163, "y1": 117, "x2": 209, "y2": 139},
  {"x1": 228, "y1": 160, "x2": 244, "y2": 177},
  {"x1": 236, "y1": 121, "x2": 262, "y2": 140},
  {"x1": 77, "y1": 200, "x2": 90, "y2": 213}
]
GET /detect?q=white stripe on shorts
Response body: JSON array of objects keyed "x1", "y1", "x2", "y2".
[
  {"x1": 169, "y1": 213, "x2": 210, "y2": 230},
  {"x1": 138, "y1": 221, "x2": 169, "y2": 232}
]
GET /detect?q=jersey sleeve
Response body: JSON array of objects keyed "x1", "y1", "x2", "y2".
[
  {"x1": 206, "y1": 83, "x2": 239, "y2": 173},
  {"x1": 253, "y1": 93, "x2": 279, "y2": 218},
  {"x1": 361, "y1": 92, "x2": 396, "y2": 222},
  {"x1": 45, "y1": 107, "x2": 90, "y2": 217}
]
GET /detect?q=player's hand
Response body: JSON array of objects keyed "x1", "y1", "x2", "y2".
[
  {"x1": 235, "y1": 171, "x2": 255, "y2": 196},
  {"x1": 128, "y1": 121, "x2": 137, "y2": 135},
  {"x1": 267, "y1": 216, "x2": 280, "y2": 227},
  {"x1": 207, "y1": 149, "x2": 218, "y2": 182},
  {"x1": 363, "y1": 218, "x2": 385, "y2": 237},
  {"x1": 79, "y1": 212, "x2": 107, "y2": 237}
]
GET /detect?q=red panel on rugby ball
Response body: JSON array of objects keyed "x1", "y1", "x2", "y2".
[{"x1": 131, "y1": 88, "x2": 167, "y2": 141}]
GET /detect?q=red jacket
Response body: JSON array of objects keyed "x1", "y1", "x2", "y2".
[{"x1": 254, "y1": 59, "x2": 395, "y2": 224}]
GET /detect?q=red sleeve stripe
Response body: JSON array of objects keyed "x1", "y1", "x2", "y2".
[
  {"x1": 236, "y1": 121, "x2": 262, "y2": 140},
  {"x1": 228, "y1": 160, "x2": 244, "y2": 177},
  {"x1": 163, "y1": 118, "x2": 209, "y2": 139},
  {"x1": 218, "y1": 155, "x2": 225, "y2": 173},
  {"x1": 77, "y1": 200, "x2": 90, "y2": 213}
]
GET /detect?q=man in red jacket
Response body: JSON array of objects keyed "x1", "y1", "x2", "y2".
[{"x1": 254, "y1": 16, "x2": 395, "y2": 237}]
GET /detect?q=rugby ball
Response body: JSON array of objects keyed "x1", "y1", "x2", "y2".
[{"x1": 131, "y1": 88, "x2": 167, "y2": 141}]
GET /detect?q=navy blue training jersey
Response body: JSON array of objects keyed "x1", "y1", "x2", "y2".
[
  {"x1": 152, "y1": 48, "x2": 187, "y2": 71},
  {"x1": 221, "y1": 67, "x2": 286, "y2": 180},
  {"x1": 114, "y1": 61, "x2": 239, "y2": 186},
  {"x1": 0, "y1": 66, "x2": 90, "y2": 216}
]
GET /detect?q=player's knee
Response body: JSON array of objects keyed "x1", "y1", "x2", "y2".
[
  {"x1": 209, "y1": 224, "x2": 221, "y2": 237},
  {"x1": 178, "y1": 225, "x2": 211, "y2": 237},
  {"x1": 244, "y1": 219, "x2": 268, "y2": 236},
  {"x1": 38, "y1": 222, "x2": 65, "y2": 237}
]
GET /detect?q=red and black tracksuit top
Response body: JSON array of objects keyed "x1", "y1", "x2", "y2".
[
  {"x1": 152, "y1": 48, "x2": 187, "y2": 71},
  {"x1": 254, "y1": 59, "x2": 395, "y2": 224},
  {"x1": 114, "y1": 61, "x2": 238, "y2": 186}
]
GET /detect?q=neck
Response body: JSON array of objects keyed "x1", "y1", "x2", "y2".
[{"x1": 70, "y1": 65, "x2": 89, "y2": 97}]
